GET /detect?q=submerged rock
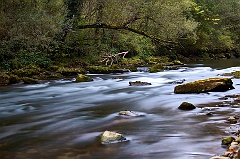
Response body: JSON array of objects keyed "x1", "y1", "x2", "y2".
[
  {"x1": 227, "y1": 116, "x2": 239, "y2": 124},
  {"x1": 178, "y1": 102, "x2": 196, "y2": 110},
  {"x1": 129, "y1": 81, "x2": 151, "y2": 86},
  {"x1": 174, "y1": 78, "x2": 234, "y2": 94},
  {"x1": 76, "y1": 74, "x2": 93, "y2": 82},
  {"x1": 119, "y1": 110, "x2": 142, "y2": 117},
  {"x1": 100, "y1": 131, "x2": 127, "y2": 144},
  {"x1": 168, "y1": 79, "x2": 185, "y2": 84}
]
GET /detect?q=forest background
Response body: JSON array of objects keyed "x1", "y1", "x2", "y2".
[{"x1": 0, "y1": 0, "x2": 240, "y2": 71}]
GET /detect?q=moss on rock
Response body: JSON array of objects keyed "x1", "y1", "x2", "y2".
[
  {"x1": 222, "y1": 136, "x2": 235, "y2": 145},
  {"x1": 174, "y1": 78, "x2": 234, "y2": 94},
  {"x1": 221, "y1": 71, "x2": 240, "y2": 79},
  {"x1": 56, "y1": 67, "x2": 86, "y2": 76},
  {"x1": 76, "y1": 74, "x2": 93, "y2": 82},
  {"x1": 150, "y1": 64, "x2": 164, "y2": 73}
]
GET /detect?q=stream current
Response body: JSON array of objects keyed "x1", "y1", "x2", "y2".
[{"x1": 1, "y1": 59, "x2": 240, "y2": 159}]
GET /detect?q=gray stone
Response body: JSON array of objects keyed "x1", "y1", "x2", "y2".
[{"x1": 100, "y1": 131, "x2": 126, "y2": 144}]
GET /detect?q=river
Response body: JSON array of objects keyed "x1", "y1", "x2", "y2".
[{"x1": 1, "y1": 59, "x2": 240, "y2": 159}]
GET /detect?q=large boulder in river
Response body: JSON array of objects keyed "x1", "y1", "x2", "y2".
[
  {"x1": 100, "y1": 131, "x2": 127, "y2": 144},
  {"x1": 174, "y1": 78, "x2": 234, "y2": 94}
]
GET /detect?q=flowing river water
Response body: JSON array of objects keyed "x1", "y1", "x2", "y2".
[{"x1": 1, "y1": 59, "x2": 240, "y2": 159}]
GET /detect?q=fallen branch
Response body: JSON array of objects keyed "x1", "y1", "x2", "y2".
[{"x1": 101, "y1": 51, "x2": 129, "y2": 66}]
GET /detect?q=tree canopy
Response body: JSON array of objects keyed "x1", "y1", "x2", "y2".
[{"x1": 0, "y1": 0, "x2": 239, "y2": 69}]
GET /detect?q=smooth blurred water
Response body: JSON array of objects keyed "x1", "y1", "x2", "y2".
[{"x1": 1, "y1": 59, "x2": 240, "y2": 159}]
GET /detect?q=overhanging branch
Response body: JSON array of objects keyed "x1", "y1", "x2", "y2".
[{"x1": 76, "y1": 23, "x2": 177, "y2": 45}]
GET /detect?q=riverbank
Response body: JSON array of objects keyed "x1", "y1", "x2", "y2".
[
  {"x1": 1, "y1": 51, "x2": 238, "y2": 86},
  {"x1": 0, "y1": 55, "x2": 185, "y2": 85}
]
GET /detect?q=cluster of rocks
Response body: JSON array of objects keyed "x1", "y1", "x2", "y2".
[{"x1": 210, "y1": 136, "x2": 240, "y2": 159}]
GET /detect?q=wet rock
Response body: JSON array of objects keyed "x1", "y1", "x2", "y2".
[
  {"x1": 163, "y1": 66, "x2": 180, "y2": 70},
  {"x1": 119, "y1": 110, "x2": 141, "y2": 117},
  {"x1": 205, "y1": 112, "x2": 213, "y2": 116},
  {"x1": 227, "y1": 116, "x2": 238, "y2": 124},
  {"x1": 76, "y1": 74, "x2": 93, "y2": 82},
  {"x1": 174, "y1": 78, "x2": 234, "y2": 94},
  {"x1": 23, "y1": 77, "x2": 43, "y2": 84},
  {"x1": 178, "y1": 102, "x2": 196, "y2": 110},
  {"x1": 100, "y1": 130, "x2": 127, "y2": 144},
  {"x1": 222, "y1": 136, "x2": 235, "y2": 145},
  {"x1": 221, "y1": 71, "x2": 240, "y2": 79},
  {"x1": 228, "y1": 145, "x2": 240, "y2": 152},
  {"x1": 168, "y1": 79, "x2": 185, "y2": 84},
  {"x1": 129, "y1": 81, "x2": 151, "y2": 86}
]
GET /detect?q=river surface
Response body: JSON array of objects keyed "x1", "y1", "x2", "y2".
[{"x1": 1, "y1": 59, "x2": 240, "y2": 159}]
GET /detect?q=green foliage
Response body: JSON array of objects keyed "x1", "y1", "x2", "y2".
[
  {"x1": 10, "y1": 51, "x2": 52, "y2": 69},
  {"x1": 0, "y1": 0, "x2": 239, "y2": 72}
]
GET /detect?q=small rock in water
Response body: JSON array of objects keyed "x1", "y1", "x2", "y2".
[
  {"x1": 178, "y1": 102, "x2": 196, "y2": 110},
  {"x1": 119, "y1": 110, "x2": 141, "y2": 117},
  {"x1": 129, "y1": 81, "x2": 151, "y2": 86},
  {"x1": 227, "y1": 116, "x2": 238, "y2": 124},
  {"x1": 168, "y1": 79, "x2": 185, "y2": 84},
  {"x1": 100, "y1": 131, "x2": 127, "y2": 144}
]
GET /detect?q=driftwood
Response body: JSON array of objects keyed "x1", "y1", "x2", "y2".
[{"x1": 102, "y1": 51, "x2": 129, "y2": 66}]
